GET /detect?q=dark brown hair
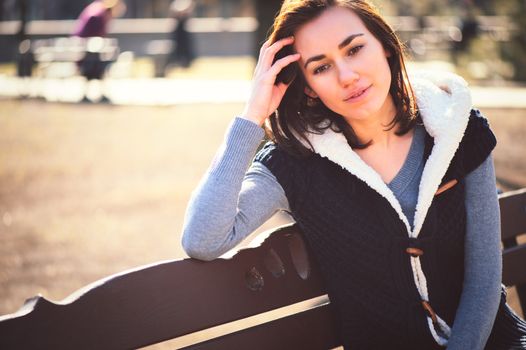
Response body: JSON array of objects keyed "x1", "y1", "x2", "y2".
[{"x1": 265, "y1": 0, "x2": 419, "y2": 156}]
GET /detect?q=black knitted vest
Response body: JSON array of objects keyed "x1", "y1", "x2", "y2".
[{"x1": 254, "y1": 110, "x2": 521, "y2": 349}]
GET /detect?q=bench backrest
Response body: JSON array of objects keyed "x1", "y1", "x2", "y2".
[
  {"x1": 0, "y1": 224, "x2": 340, "y2": 350},
  {"x1": 32, "y1": 37, "x2": 119, "y2": 63},
  {"x1": 0, "y1": 188, "x2": 524, "y2": 350}
]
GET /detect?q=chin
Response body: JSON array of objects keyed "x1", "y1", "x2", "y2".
[{"x1": 341, "y1": 106, "x2": 377, "y2": 121}]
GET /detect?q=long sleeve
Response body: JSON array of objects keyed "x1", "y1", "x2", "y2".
[
  {"x1": 181, "y1": 117, "x2": 290, "y2": 261},
  {"x1": 446, "y1": 155, "x2": 502, "y2": 350}
]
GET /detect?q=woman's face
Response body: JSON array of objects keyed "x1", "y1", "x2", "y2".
[{"x1": 294, "y1": 6, "x2": 395, "y2": 125}]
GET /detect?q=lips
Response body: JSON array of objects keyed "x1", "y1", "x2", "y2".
[{"x1": 343, "y1": 85, "x2": 371, "y2": 101}]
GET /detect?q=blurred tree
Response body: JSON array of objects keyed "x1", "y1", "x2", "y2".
[
  {"x1": 500, "y1": 0, "x2": 526, "y2": 81},
  {"x1": 451, "y1": 0, "x2": 480, "y2": 63},
  {"x1": 473, "y1": 0, "x2": 495, "y2": 14},
  {"x1": 395, "y1": 0, "x2": 453, "y2": 16}
]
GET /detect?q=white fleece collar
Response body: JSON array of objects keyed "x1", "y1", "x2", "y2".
[{"x1": 306, "y1": 71, "x2": 472, "y2": 237}]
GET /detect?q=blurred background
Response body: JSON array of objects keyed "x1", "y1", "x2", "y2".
[{"x1": 0, "y1": 0, "x2": 525, "y2": 330}]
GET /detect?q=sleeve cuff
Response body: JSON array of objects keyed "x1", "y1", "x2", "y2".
[{"x1": 208, "y1": 117, "x2": 265, "y2": 180}]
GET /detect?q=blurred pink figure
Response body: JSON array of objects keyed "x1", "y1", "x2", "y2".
[{"x1": 73, "y1": 0, "x2": 125, "y2": 38}]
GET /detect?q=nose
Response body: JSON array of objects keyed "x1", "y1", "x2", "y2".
[{"x1": 336, "y1": 61, "x2": 359, "y2": 86}]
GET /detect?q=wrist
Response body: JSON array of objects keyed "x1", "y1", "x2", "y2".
[{"x1": 239, "y1": 113, "x2": 265, "y2": 127}]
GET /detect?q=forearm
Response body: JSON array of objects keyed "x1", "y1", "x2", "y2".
[
  {"x1": 181, "y1": 117, "x2": 263, "y2": 259},
  {"x1": 181, "y1": 117, "x2": 289, "y2": 261},
  {"x1": 447, "y1": 155, "x2": 502, "y2": 350}
]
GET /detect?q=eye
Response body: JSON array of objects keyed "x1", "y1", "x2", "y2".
[
  {"x1": 347, "y1": 45, "x2": 364, "y2": 56},
  {"x1": 313, "y1": 64, "x2": 330, "y2": 75}
]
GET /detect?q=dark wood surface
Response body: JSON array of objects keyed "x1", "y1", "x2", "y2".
[
  {"x1": 499, "y1": 188, "x2": 526, "y2": 314},
  {"x1": 184, "y1": 304, "x2": 341, "y2": 350},
  {"x1": 0, "y1": 224, "x2": 331, "y2": 350},
  {"x1": 502, "y1": 244, "x2": 526, "y2": 286},
  {"x1": 500, "y1": 188, "x2": 526, "y2": 242}
]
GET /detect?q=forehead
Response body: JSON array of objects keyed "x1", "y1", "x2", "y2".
[{"x1": 293, "y1": 6, "x2": 369, "y2": 54}]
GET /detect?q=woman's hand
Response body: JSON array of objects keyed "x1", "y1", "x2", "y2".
[{"x1": 241, "y1": 36, "x2": 301, "y2": 126}]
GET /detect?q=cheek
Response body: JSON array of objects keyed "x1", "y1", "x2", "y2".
[
  {"x1": 380, "y1": 59, "x2": 392, "y2": 89},
  {"x1": 313, "y1": 79, "x2": 339, "y2": 104},
  {"x1": 364, "y1": 42, "x2": 391, "y2": 69},
  {"x1": 299, "y1": 69, "x2": 318, "y2": 94},
  {"x1": 304, "y1": 75, "x2": 333, "y2": 100},
  {"x1": 367, "y1": 50, "x2": 392, "y2": 88}
]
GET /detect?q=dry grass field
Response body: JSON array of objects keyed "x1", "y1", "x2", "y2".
[{"x1": 0, "y1": 100, "x2": 524, "y2": 342}]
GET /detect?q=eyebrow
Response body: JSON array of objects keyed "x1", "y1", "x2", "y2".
[{"x1": 303, "y1": 33, "x2": 365, "y2": 69}]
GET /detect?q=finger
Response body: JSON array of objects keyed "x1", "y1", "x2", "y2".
[
  {"x1": 259, "y1": 39, "x2": 272, "y2": 55},
  {"x1": 268, "y1": 53, "x2": 301, "y2": 78},
  {"x1": 262, "y1": 36, "x2": 295, "y2": 64},
  {"x1": 254, "y1": 39, "x2": 274, "y2": 75},
  {"x1": 256, "y1": 38, "x2": 273, "y2": 69},
  {"x1": 260, "y1": 36, "x2": 296, "y2": 69}
]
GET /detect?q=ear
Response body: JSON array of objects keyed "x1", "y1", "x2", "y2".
[{"x1": 304, "y1": 86, "x2": 318, "y2": 98}]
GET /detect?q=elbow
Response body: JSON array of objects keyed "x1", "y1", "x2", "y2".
[
  {"x1": 181, "y1": 232, "x2": 221, "y2": 262},
  {"x1": 183, "y1": 245, "x2": 219, "y2": 262}
]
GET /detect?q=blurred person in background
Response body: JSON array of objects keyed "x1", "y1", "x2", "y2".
[
  {"x1": 73, "y1": 0, "x2": 125, "y2": 103},
  {"x1": 14, "y1": 0, "x2": 28, "y2": 42},
  {"x1": 14, "y1": 0, "x2": 33, "y2": 84},
  {"x1": 73, "y1": 0, "x2": 124, "y2": 38},
  {"x1": 167, "y1": 0, "x2": 196, "y2": 69}
]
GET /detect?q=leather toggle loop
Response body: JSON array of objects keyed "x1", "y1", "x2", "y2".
[
  {"x1": 435, "y1": 179, "x2": 458, "y2": 196},
  {"x1": 406, "y1": 247, "x2": 424, "y2": 257},
  {"x1": 421, "y1": 300, "x2": 438, "y2": 324}
]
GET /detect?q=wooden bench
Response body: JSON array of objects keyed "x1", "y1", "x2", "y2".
[
  {"x1": 31, "y1": 36, "x2": 119, "y2": 79},
  {"x1": 0, "y1": 188, "x2": 524, "y2": 350}
]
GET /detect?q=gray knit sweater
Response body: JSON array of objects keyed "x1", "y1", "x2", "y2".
[{"x1": 182, "y1": 117, "x2": 502, "y2": 350}]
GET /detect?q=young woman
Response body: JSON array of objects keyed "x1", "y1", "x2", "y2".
[{"x1": 181, "y1": 1, "x2": 526, "y2": 349}]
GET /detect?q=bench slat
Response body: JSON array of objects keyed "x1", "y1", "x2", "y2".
[
  {"x1": 503, "y1": 245, "x2": 526, "y2": 286},
  {"x1": 183, "y1": 304, "x2": 341, "y2": 350},
  {"x1": 498, "y1": 188, "x2": 526, "y2": 315},
  {"x1": 499, "y1": 188, "x2": 526, "y2": 242}
]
